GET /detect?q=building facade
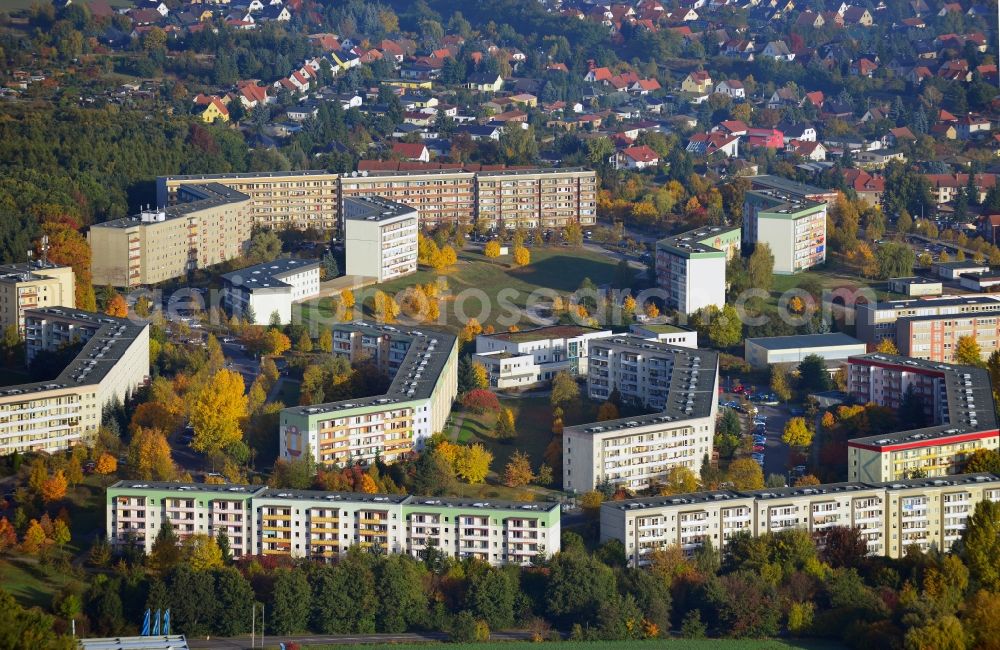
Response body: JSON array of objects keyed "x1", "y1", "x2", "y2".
[
  {"x1": 221, "y1": 258, "x2": 321, "y2": 325},
  {"x1": 0, "y1": 261, "x2": 75, "y2": 335},
  {"x1": 744, "y1": 333, "x2": 867, "y2": 369},
  {"x1": 846, "y1": 354, "x2": 999, "y2": 482},
  {"x1": 343, "y1": 196, "x2": 419, "y2": 282},
  {"x1": 742, "y1": 189, "x2": 827, "y2": 274},
  {"x1": 89, "y1": 184, "x2": 253, "y2": 287},
  {"x1": 157, "y1": 171, "x2": 341, "y2": 232},
  {"x1": 601, "y1": 473, "x2": 1000, "y2": 566},
  {"x1": 473, "y1": 325, "x2": 612, "y2": 389},
  {"x1": 564, "y1": 335, "x2": 720, "y2": 491},
  {"x1": 280, "y1": 323, "x2": 458, "y2": 467},
  {"x1": 855, "y1": 296, "x2": 1000, "y2": 363},
  {"x1": 0, "y1": 308, "x2": 149, "y2": 455},
  {"x1": 655, "y1": 226, "x2": 741, "y2": 314},
  {"x1": 106, "y1": 481, "x2": 560, "y2": 566}
]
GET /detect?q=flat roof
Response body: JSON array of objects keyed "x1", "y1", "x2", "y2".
[
  {"x1": 868, "y1": 294, "x2": 1000, "y2": 310},
  {"x1": 0, "y1": 260, "x2": 70, "y2": 284},
  {"x1": 221, "y1": 258, "x2": 320, "y2": 290},
  {"x1": 160, "y1": 170, "x2": 333, "y2": 182},
  {"x1": 656, "y1": 225, "x2": 740, "y2": 257},
  {"x1": 632, "y1": 323, "x2": 693, "y2": 334},
  {"x1": 343, "y1": 195, "x2": 418, "y2": 221},
  {"x1": 748, "y1": 174, "x2": 832, "y2": 198},
  {"x1": 78, "y1": 636, "x2": 189, "y2": 650},
  {"x1": 848, "y1": 353, "x2": 998, "y2": 448},
  {"x1": 0, "y1": 308, "x2": 147, "y2": 398},
  {"x1": 888, "y1": 276, "x2": 942, "y2": 285},
  {"x1": 605, "y1": 473, "x2": 1000, "y2": 511},
  {"x1": 934, "y1": 260, "x2": 989, "y2": 269},
  {"x1": 286, "y1": 322, "x2": 456, "y2": 417},
  {"x1": 960, "y1": 270, "x2": 1000, "y2": 281},
  {"x1": 747, "y1": 189, "x2": 825, "y2": 216},
  {"x1": 487, "y1": 325, "x2": 607, "y2": 343},
  {"x1": 94, "y1": 183, "x2": 250, "y2": 229},
  {"x1": 746, "y1": 333, "x2": 864, "y2": 350}
]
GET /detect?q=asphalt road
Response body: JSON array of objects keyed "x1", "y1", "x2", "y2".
[
  {"x1": 187, "y1": 630, "x2": 536, "y2": 649},
  {"x1": 719, "y1": 390, "x2": 794, "y2": 483}
]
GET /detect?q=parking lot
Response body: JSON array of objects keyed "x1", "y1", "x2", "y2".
[{"x1": 719, "y1": 390, "x2": 796, "y2": 484}]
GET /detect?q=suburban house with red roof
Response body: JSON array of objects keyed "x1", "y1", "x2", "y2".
[
  {"x1": 391, "y1": 142, "x2": 430, "y2": 163},
  {"x1": 612, "y1": 145, "x2": 660, "y2": 170}
]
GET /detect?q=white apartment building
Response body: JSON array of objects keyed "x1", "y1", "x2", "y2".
[
  {"x1": 473, "y1": 325, "x2": 612, "y2": 389},
  {"x1": 0, "y1": 308, "x2": 149, "y2": 455},
  {"x1": 601, "y1": 473, "x2": 1000, "y2": 566},
  {"x1": 221, "y1": 258, "x2": 321, "y2": 325},
  {"x1": 742, "y1": 187, "x2": 828, "y2": 274},
  {"x1": 106, "y1": 481, "x2": 560, "y2": 566},
  {"x1": 564, "y1": 336, "x2": 720, "y2": 491},
  {"x1": 655, "y1": 226, "x2": 741, "y2": 314},
  {"x1": 343, "y1": 196, "x2": 419, "y2": 282},
  {"x1": 629, "y1": 323, "x2": 698, "y2": 348},
  {"x1": 280, "y1": 323, "x2": 458, "y2": 467},
  {"x1": 0, "y1": 261, "x2": 75, "y2": 335}
]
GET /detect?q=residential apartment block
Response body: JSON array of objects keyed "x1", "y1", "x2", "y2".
[
  {"x1": 280, "y1": 323, "x2": 458, "y2": 467},
  {"x1": 564, "y1": 335, "x2": 719, "y2": 492},
  {"x1": 0, "y1": 261, "x2": 75, "y2": 335},
  {"x1": 655, "y1": 226, "x2": 741, "y2": 314},
  {"x1": 601, "y1": 473, "x2": 1000, "y2": 566},
  {"x1": 473, "y1": 325, "x2": 612, "y2": 389},
  {"x1": 157, "y1": 167, "x2": 597, "y2": 236},
  {"x1": 343, "y1": 196, "x2": 419, "y2": 282},
  {"x1": 846, "y1": 354, "x2": 998, "y2": 483},
  {"x1": 106, "y1": 481, "x2": 560, "y2": 566},
  {"x1": 0, "y1": 308, "x2": 149, "y2": 455},
  {"x1": 221, "y1": 258, "x2": 321, "y2": 326},
  {"x1": 89, "y1": 184, "x2": 253, "y2": 287},
  {"x1": 156, "y1": 170, "x2": 340, "y2": 232},
  {"x1": 742, "y1": 188, "x2": 827, "y2": 274},
  {"x1": 855, "y1": 295, "x2": 1000, "y2": 363}
]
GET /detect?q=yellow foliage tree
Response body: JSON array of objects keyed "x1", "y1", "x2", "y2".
[
  {"x1": 105, "y1": 293, "x2": 129, "y2": 318},
  {"x1": 782, "y1": 417, "x2": 814, "y2": 448},
  {"x1": 263, "y1": 329, "x2": 291, "y2": 356},
  {"x1": 622, "y1": 294, "x2": 637, "y2": 315},
  {"x1": 340, "y1": 289, "x2": 356, "y2": 308},
  {"x1": 875, "y1": 338, "x2": 899, "y2": 355},
  {"x1": 727, "y1": 458, "x2": 765, "y2": 489},
  {"x1": 513, "y1": 246, "x2": 530, "y2": 266},
  {"x1": 439, "y1": 245, "x2": 458, "y2": 268},
  {"x1": 21, "y1": 519, "x2": 47, "y2": 554},
  {"x1": 359, "y1": 473, "x2": 378, "y2": 493},
  {"x1": 484, "y1": 240, "x2": 501, "y2": 258},
  {"x1": 472, "y1": 362, "x2": 489, "y2": 389},
  {"x1": 184, "y1": 534, "x2": 224, "y2": 571},
  {"x1": 127, "y1": 428, "x2": 176, "y2": 481},
  {"x1": 644, "y1": 301, "x2": 660, "y2": 319},
  {"x1": 190, "y1": 369, "x2": 249, "y2": 455},
  {"x1": 660, "y1": 466, "x2": 699, "y2": 495},
  {"x1": 502, "y1": 450, "x2": 535, "y2": 487},
  {"x1": 95, "y1": 453, "x2": 118, "y2": 475},
  {"x1": 455, "y1": 443, "x2": 493, "y2": 484},
  {"x1": 318, "y1": 329, "x2": 333, "y2": 352},
  {"x1": 41, "y1": 470, "x2": 67, "y2": 503},
  {"x1": 459, "y1": 318, "x2": 484, "y2": 343},
  {"x1": 373, "y1": 290, "x2": 400, "y2": 324}
]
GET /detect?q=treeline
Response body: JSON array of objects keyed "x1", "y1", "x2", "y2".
[{"x1": 50, "y1": 500, "x2": 1000, "y2": 647}]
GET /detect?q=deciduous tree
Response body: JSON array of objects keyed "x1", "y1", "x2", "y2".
[
  {"x1": 190, "y1": 369, "x2": 248, "y2": 455},
  {"x1": 782, "y1": 418, "x2": 813, "y2": 448},
  {"x1": 503, "y1": 450, "x2": 535, "y2": 487},
  {"x1": 513, "y1": 246, "x2": 530, "y2": 266},
  {"x1": 127, "y1": 428, "x2": 175, "y2": 481},
  {"x1": 727, "y1": 458, "x2": 764, "y2": 490},
  {"x1": 955, "y1": 335, "x2": 983, "y2": 366},
  {"x1": 105, "y1": 293, "x2": 128, "y2": 318},
  {"x1": 455, "y1": 443, "x2": 492, "y2": 484}
]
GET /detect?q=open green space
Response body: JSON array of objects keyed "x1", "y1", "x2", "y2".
[
  {"x1": 301, "y1": 247, "x2": 620, "y2": 334},
  {"x1": 0, "y1": 556, "x2": 78, "y2": 609},
  {"x1": 297, "y1": 638, "x2": 845, "y2": 650}
]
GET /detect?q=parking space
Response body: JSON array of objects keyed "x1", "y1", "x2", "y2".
[{"x1": 719, "y1": 390, "x2": 794, "y2": 483}]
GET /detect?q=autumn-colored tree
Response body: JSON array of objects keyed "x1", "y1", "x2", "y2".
[
  {"x1": 597, "y1": 401, "x2": 620, "y2": 422},
  {"x1": 296, "y1": 331, "x2": 313, "y2": 353},
  {"x1": 513, "y1": 246, "x2": 530, "y2": 266},
  {"x1": 317, "y1": 329, "x2": 333, "y2": 353},
  {"x1": 660, "y1": 466, "x2": 699, "y2": 495},
  {"x1": 340, "y1": 289, "x2": 356, "y2": 309},
  {"x1": 770, "y1": 366, "x2": 792, "y2": 403},
  {"x1": 622, "y1": 294, "x2": 637, "y2": 317},
  {"x1": 793, "y1": 474, "x2": 821, "y2": 487},
  {"x1": 439, "y1": 245, "x2": 458, "y2": 268},
  {"x1": 484, "y1": 240, "x2": 501, "y2": 258},
  {"x1": 461, "y1": 389, "x2": 501, "y2": 414},
  {"x1": 21, "y1": 519, "x2": 47, "y2": 554},
  {"x1": 788, "y1": 296, "x2": 805, "y2": 314},
  {"x1": 459, "y1": 318, "x2": 484, "y2": 343},
  {"x1": 130, "y1": 401, "x2": 182, "y2": 436},
  {"x1": 875, "y1": 338, "x2": 899, "y2": 355},
  {"x1": 263, "y1": 329, "x2": 292, "y2": 356},
  {"x1": 644, "y1": 301, "x2": 660, "y2": 319},
  {"x1": 0, "y1": 517, "x2": 16, "y2": 553},
  {"x1": 503, "y1": 450, "x2": 535, "y2": 487},
  {"x1": 127, "y1": 428, "x2": 176, "y2": 481},
  {"x1": 95, "y1": 452, "x2": 118, "y2": 475},
  {"x1": 580, "y1": 490, "x2": 604, "y2": 517},
  {"x1": 373, "y1": 290, "x2": 400, "y2": 324},
  {"x1": 43, "y1": 216, "x2": 96, "y2": 310},
  {"x1": 782, "y1": 417, "x2": 813, "y2": 448},
  {"x1": 821, "y1": 411, "x2": 836, "y2": 430},
  {"x1": 727, "y1": 458, "x2": 765, "y2": 489},
  {"x1": 105, "y1": 293, "x2": 129, "y2": 318},
  {"x1": 183, "y1": 534, "x2": 224, "y2": 571},
  {"x1": 955, "y1": 335, "x2": 984, "y2": 366},
  {"x1": 471, "y1": 362, "x2": 489, "y2": 389},
  {"x1": 455, "y1": 443, "x2": 493, "y2": 484},
  {"x1": 41, "y1": 470, "x2": 67, "y2": 503},
  {"x1": 190, "y1": 369, "x2": 249, "y2": 455},
  {"x1": 358, "y1": 473, "x2": 378, "y2": 494}
]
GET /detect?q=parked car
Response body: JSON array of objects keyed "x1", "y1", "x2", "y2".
[
  {"x1": 752, "y1": 445, "x2": 765, "y2": 453},
  {"x1": 753, "y1": 436, "x2": 767, "y2": 445}
]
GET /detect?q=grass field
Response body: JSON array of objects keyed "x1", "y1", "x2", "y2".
[
  {"x1": 302, "y1": 247, "x2": 620, "y2": 334},
  {"x1": 293, "y1": 639, "x2": 845, "y2": 650}
]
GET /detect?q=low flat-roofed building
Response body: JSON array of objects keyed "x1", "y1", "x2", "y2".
[
  {"x1": 744, "y1": 333, "x2": 867, "y2": 369},
  {"x1": 280, "y1": 323, "x2": 458, "y2": 466},
  {"x1": 0, "y1": 308, "x2": 149, "y2": 455},
  {"x1": 473, "y1": 325, "x2": 611, "y2": 389},
  {"x1": 847, "y1": 353, "x2": 999, "y2": 482},
  {"x1": 343, "y1": 196, "x2": 419, "y2": 282},
  {"x1": 0, "y1": 260, "x2": 75, "y2": 335},
  {"x1": 107, "y1": 481, "x2": 559, "y2": 566},
  {"x1": 887, "y1": 276, "x2": 943, "y2": 297},
  {"x1": 221, "y1": 258, "x2": 321, "y2": 325},
  {"x1": 601, "y1": 473, "x2": 1000, "y2": 565},
  {"x1": 933, "y1": 260, "x2": 989, "y2": 280},
  {"x1": 959, "y1": 270, "x2": 1000, "y2": 292},
  {"x1": 629, "y1": 322, "x2": 698, "y2": 348}
]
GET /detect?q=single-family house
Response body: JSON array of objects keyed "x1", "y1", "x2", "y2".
[
  {"x1": 681, "y1": 70, "x2": 713, "y2": 94},
  {"x1": 714, "y1": 79, "x2": 745, "y2": 98},
  {"x1": 612, "y1": 145, "x2": 660, "y2": 170}
]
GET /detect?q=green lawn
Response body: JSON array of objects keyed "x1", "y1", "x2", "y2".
[
  {"x1": 295, "y1": 639, "x2": 845, "y2": 650},
  {"x1": 0, "y1": 556, "x2": 79, "y2": 609},
  {"x1": 301, "y1": 247, "x2": 620, "y2": 334}
]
